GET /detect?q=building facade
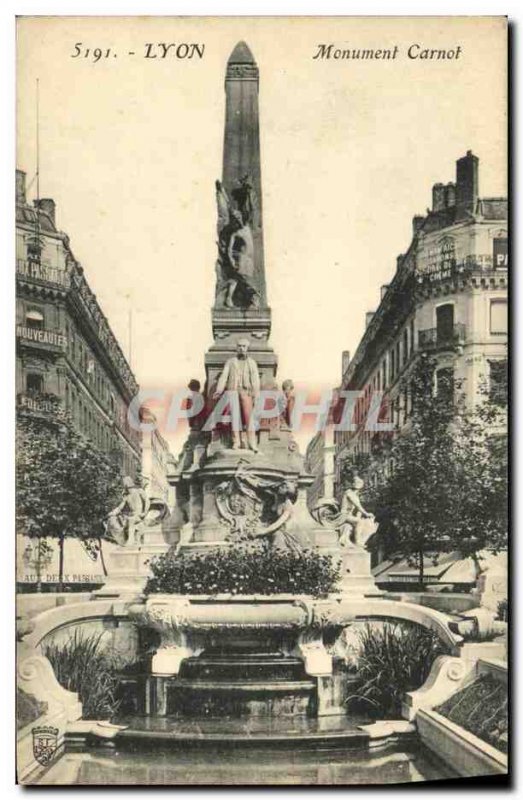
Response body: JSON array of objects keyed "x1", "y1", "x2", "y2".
[
  {"x1": 16, "y1": 169, "x2": 142, "y2": 478},
  {"x1": 140, "y1": 408, "x2": 178, "y2": 506},
  {"x1": 304, "y1": 426, "x2": 336, "y2": 510},
  {"x1": 334, "y1": 151, "x2": 508, "y2": 495}
]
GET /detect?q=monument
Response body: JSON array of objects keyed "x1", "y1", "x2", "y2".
[
  {"x1": 101, "y1": 42, "x2": 382, "y2": 718},
  {"x1": 100, "y1": 41, "x2": 380, "y2": 595},
  {"x1": 169, "y1": 41, "x2": 338, "y2": 560}
]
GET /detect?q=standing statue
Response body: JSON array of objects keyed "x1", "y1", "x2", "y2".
[
  {"x1": 215, "y1": 178, "x2": 260, "y2": 309},
  {"x1": 312, "y1": 475, "x2": 378, "y2": 550},
  {"x1": 178, "y1": 379, "x2": 208, "y2": 472},
  {"x1": 281, "y1": 379, "x2": 296, "y2": 430},
  {"x1": 214, "y1": 338, "x2": 260, "y2": 451}
]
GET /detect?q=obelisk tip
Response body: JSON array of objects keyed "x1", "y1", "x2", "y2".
[{"x1": 228, "y1": 41, "x2": 256, "y2": 64}]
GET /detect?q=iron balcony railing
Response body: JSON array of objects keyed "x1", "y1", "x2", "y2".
[
  {"x1": 16, "y1": 258, "x2": 70, "y2": 288},
  {"x1": 418, "y1": 323, "x2": 466, "y2": 350},
  {"x1": 17, "y1": 392, "x2": 62, "y2": 415}
]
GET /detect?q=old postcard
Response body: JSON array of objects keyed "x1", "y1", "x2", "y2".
[{"x1": 15, "y1": 15, "x2": 508, "y2": 786}]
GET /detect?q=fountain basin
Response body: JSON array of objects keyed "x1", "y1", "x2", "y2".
[
  {"x1": 128, "y1": 593, "x2": 462, "y2": 658},
  {"x1": 127, "y1": 593, "x2": 463, "y2": 719}
]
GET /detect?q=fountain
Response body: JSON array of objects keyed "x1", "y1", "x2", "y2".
[{"x1": 100, "y1": 41, "x2": 462, "y2": 729}]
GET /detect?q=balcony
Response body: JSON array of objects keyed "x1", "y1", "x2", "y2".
[
  {"x1": 17, "y1": 392, "x2": 62, "y2": 417},
  {"x1": 16, "y1": 258, "x2": 70, "y2": 288},
  {"x1": 418, "y1": 323, "x2": 466, "y2": 351}
]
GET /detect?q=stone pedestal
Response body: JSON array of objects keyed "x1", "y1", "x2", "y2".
[
  {"x1": 339, "y1": 549, "x2": 381, "y2": 595},
  {"x1": 95, "y1": 541, "x2": 168, "y2": 599},
  {"x1": 474, "y1": 568, "x2": 507, "y2": 613}
]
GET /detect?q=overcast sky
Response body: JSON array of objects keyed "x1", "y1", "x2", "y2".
[{"x1": 17, "y1": 16, "x2": 507, "y2": 454}]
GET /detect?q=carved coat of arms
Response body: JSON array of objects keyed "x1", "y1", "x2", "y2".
[{"x1": 32, "y1": 725, "x2": 59, "y2": 767}]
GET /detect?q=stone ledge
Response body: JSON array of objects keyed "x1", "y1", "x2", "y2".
[
  {"x1": 477, "y1": 657, "x2": 508, "y2": 686},
  {"x1": 416, "y1": 708, "x2": 508, "y2": 777}
]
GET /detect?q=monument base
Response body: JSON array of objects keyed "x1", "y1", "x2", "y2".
[
  {"x1": 95, "y1": 542, "x2": 168, "y2": 599},
  {"x1": 339, "y1": 549, "x2": 382, "y2": 595}
]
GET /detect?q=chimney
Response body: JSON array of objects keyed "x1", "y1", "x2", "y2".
[
  {"x1": 412, "y1": 215, "x2": 425, "y2": 235},
  {"x1": 396, "y1": 255, "x2": 404, "y2": 271},
  {"x1": 380, "y1": 284, "x2": 389, "y2": 299},
  {"x1": 456, "y1": 150, "x2": 479, "y2": 218},
  {"x1": 365, "y1": 311, "x2": 374, "y2": 328},
  {"x1": 432, "y1": 183, "x2": 446, "y2": 212},
  {"x1": 445, "y1": 182, "x2": 456, "y2": 208},
  {"x1": 36, "y1": 198, "x2": 56, "y2": 226},
  {"x1": 341, "y1": 350, "x2": 351, "y2": 375},
  {"x1": 16, "y1": 170, "x2": 26, "y2": 205}
]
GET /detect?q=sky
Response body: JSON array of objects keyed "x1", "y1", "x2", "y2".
[{"x1": 16, "y1": 16, "x2": 507, "y2": 455}]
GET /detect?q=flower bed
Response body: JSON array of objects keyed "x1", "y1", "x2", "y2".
[
  {"x1": 145, "y1": 543, "x2": 340, "y2": 598},
  {"x1": 435, "y1": 674, "x2": 508, "y2": 754}
]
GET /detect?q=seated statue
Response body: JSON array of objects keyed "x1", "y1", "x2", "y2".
[
  {"x1": 312, "y1": 475, "x2": 378, "y2": 551},
  {"x1": 216, "y1": 462, "x2": 306, "y2": 554},
  {"x1": 104, "y1": 476, "x2": 168, "y2": 548}
]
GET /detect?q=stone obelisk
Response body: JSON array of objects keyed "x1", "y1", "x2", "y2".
[{"x1": 205, "y1": 41, "x2": 277, "y2": 393}]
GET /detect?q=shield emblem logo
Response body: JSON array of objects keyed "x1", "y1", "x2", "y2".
[{"x1": 32, "y1": 725, "x2": 59, "y2": 767}]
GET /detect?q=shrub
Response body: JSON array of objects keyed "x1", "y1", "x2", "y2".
[
  {"x1": 17, "y1": 688, "x2": 48, "y2": 731},
  {"x1": 346, "y1": 621, "x2": 448, "y2": 718},
  {"x1": 145, "y1": 542, "x2": 340, "y2": 598},
  {"x1": 436, "y1": 674, "x2": 508, "y2": 754},
  {"x1": 43, "y1": 631, "x2": 120, "y2": 720}
]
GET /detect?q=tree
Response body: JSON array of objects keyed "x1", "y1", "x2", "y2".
[
  {"x1": 16, "y1": 408, "x2": 124, "y2": 591},
  {"x1": 360, "y1": 354, "x2": 508, "y2": 587}
]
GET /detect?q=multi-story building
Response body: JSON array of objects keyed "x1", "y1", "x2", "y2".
[
  {"x1": 304, "y1": 425, "x2": 336, "y2": 510},
  {"x1": 16, "y1": 168, "x2": 142, "y2": 478},
  {"x1": 140, "y1": 408, "x2": 178, "y2": 506},
  {"x1": 334, "y1": 151, "x2": 508, "y2": 494}
]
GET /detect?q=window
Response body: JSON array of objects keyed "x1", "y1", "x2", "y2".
[
  {"x1": 403, "y1": 329, "x2": 408, "y2": 365},
  {"x1": 410, "y1": 319, "x2": 415, "y2": 355},
  {"x1": 489, "y1": 359, "x2": 507, "y2": 405},
  {"x1": 490, "y1": 300, "x2": 507, "y2": 335},
  {"x1": 396, "y1": 341, "x2": 401, "y2": 374},
  {"x1": 436, "y1": 304, "x2": 454, "y2": 344},
  {"x1": 390, "y1": 349, "x2": 395, "y2": 382},
  {"x1": 26, "y1": 309, "x2": 44, "y2": 330},
  {"x1": 26, "y1": 372, "x2": 43, "y2": 393},
  {"x1": 382, "y1": 358, "x2": 387, "y2": 389}
]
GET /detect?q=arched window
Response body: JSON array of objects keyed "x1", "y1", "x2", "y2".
[{"x1": 26, "y1": 309, "x2": 44, "y2": 330}]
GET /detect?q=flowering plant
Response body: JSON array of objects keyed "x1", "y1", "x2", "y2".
[{"x1": 145, "y1": 542, "x2": 340, "y2": 598}]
